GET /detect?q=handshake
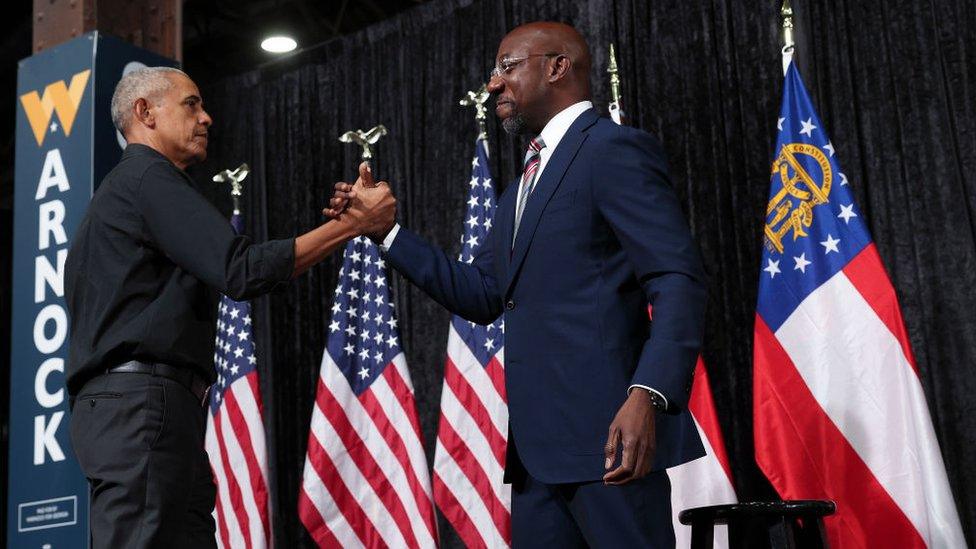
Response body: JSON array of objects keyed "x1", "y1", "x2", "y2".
[{"x1": 325, "y1": 162, "x2": 398, "y2": 242}]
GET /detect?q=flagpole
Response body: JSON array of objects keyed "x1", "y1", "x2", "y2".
[{"x1": 781, "y1": 0, "x2": 795, "y2": 75}]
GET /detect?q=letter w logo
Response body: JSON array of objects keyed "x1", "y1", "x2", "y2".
[{"x1": 20, "y1": 70, "x2": 91, "y2": 146}]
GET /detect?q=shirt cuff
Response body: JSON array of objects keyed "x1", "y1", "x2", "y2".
[
  {"x1": 379, "y1": 223, "x2": 401, "y2": 252},
  {"x1": 628, "y1": 384, "x2": 670, "y2": 411}
]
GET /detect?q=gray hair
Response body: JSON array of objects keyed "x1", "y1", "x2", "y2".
[{"x1": 110, "y1": 66, "x2": 188, "y2": 134}]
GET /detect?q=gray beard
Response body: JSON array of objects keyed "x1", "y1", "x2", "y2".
[{"x1": 502, "y1": 113, "x2": 528, "y2": 135}]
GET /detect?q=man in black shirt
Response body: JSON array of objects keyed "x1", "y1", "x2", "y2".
[{"x1": 65, "y1": 66, "x2": 394, "y2": 548}]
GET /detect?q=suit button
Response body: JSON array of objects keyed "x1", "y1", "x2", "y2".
[{"x1": 506, "y1": 300, "x2": 515, "y2": 311}]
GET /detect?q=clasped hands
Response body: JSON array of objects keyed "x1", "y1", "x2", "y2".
[
  {"x1": 324, "y1": 164, "x2": 657, "y2": 485},
  {"x1": 325, "y1": 162, "x2": 397, "y2": 241}
]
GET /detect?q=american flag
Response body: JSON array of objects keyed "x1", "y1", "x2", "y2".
[
  {"x1": 299, "y1": 236, "x2": 438, "y2": 548},
  {"x1": 431, "y1": 136, "x2": 511, "y2": 547},
  {"x1": 753, "y1": 61, "x2": 964, "y2": 547},
  {"x1": 205, "y1": 213, "x2": 272, "y2": 549}
]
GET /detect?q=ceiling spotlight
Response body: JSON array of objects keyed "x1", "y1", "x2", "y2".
[{"x1": 261, "y1": 36, "x2": 297, "y2": 53}]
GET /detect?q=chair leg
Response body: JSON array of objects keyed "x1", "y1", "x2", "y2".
[
  {"x1": 794, "y1": 515, "x2": 829, "y2": 549},
  {"x1": 767, "y1": 516, "x2": 794, "y2": 549},
  {"x1": 690, "y1": 519, "x2": 714, "y2": 549}
]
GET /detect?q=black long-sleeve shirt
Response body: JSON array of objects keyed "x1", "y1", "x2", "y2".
[{"x1": 65, "y1": 144, "x2": 295, "y2": 395}]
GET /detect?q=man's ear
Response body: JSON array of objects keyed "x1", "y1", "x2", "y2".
[
  {"x1": 548, "y1": 55, "x2": 572, "y2": 83},
  {"x1": 133, "y1": 98, "x2": 155, "y2": 129}
]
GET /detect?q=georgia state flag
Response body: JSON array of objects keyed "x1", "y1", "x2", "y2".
[{"x1": 752, "y1": 61, "x2": 964, "y2": 548}]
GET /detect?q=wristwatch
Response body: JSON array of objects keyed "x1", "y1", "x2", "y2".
[{"x1": 644, "y1": 389, "x2": 668, "y2": 413}]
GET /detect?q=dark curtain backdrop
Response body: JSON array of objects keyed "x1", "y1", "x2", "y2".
[{"x1": 188, "y1": 0, "x2": 976, "y2": 546}]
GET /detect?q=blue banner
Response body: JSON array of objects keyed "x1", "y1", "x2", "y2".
[{"x1": 9, "y1": 32, "x2": 174, "y2": 548}]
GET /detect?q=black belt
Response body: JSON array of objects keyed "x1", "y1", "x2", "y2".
[{"x1": 107, "y1": 360, "x2": 212, "y2": 406}]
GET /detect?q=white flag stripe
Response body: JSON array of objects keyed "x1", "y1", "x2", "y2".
[
  {"x1": 230, "y1": 381, "x2": 270, "y2": 487},
  {"x1": 322, "y1": 360, "x2": 434, "y2": 547},
  {"x1": 218, "y1": 404, "x2": 268, "y2": 548},
  {"x1": 372, "y1": 366, "x2": 436, "y2": 500},
  {"x1": 367, "y1": 376, "x2": 437, "y2": 545},
  {"x1": 300, "y1": 470, "x2": 366, "y2": 548},
  {"x1": 318, "y1": 355, "x2": 436, "y2": 547},
  {"x1": 390, "y1": 352, "x2": 418, "y2": 393},
  {"x1": 669, "y1": 417, "x2": 736, "y2": 549},
  {"x1": 309, "y1": 402, "x2": 411, "y2": 548},
  {"x1": 447, "y1": 328, "x2": 508, "y2": 435},
  {"x1": 301, "y1": 237, "x2": 436, "y2": 548},
  {"x1": 439, "y1": 382, "x2": 510, "y2": 506},
  {"x1": 434, "y1": 441, "x2": 509, "y2": 546},
  {"x1": 205, "y1": 414, "x2": 246, "y2": 547},
  {"x1": 776, "y1": 273, "x2": 965, "y2": 548}
]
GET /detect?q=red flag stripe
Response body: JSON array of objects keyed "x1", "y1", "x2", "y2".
[
  {"x1": 841, "y1": 244, "x2": 918, "y2": 373},
  {"x1": 209, "y1": 462, "x2": 232, "y2": 548},
  {"x1": 444, "y1": 357, "x2": 507, "y2": 466},
  {"x1": 433, "y1": 435, "x2": 511, "y2": 547},
  {"x1": 223, "y1": 384, "x2": 271, "y2": 541},
  {"x1": 382, "y1": 359, "x2": 426, "y2": 443},
  {"x1": 484, "y1": 355, "x2": 507, "y2": 401},
  {"x1": 246, "y1": 374, "x2": 265, "y2": 416},
  {"x1": 437, "y1": 416, "x2": 511, "y2": 535},
  {"x1": 433, "y1": 472, "x2": 491, "y2": 549},
  {"x1": 360, "y1": 378, "x2": 438, "y2": 539},
  {"x1": 216, "y1": 397, "x2": 267, "y2": 546},
  {"x1": 297, "y1": 488, "x2": 345, "y2": 548},
  {"x1": 303, "y1": 427, "x2": 385, "y2": 547},
  {"x1": 446, "y1": 329, "x2": 508, "y2": 435},
  {"x1": 212, "y1": 408, "x2": 254, "y2": 548},
  {"x1": 315, "y1": 380, "x2": 423, "y2": 549},
  {"x1": 686, "y1": 359, "x2": 734, "y2": 483},
  {"x1": 753, "y1": 314, "x2": 925, "y2": 548},
  {"x1": 438, "y1": 379, "x2": 508, "y2": 486},
  {"x1": 206, "y1": 416, "x2": 244, "y2": 547}
]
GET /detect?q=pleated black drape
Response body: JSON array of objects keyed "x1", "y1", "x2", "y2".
[{"x1": 189, "y1": 1, "x2": 976, "y2": 546}]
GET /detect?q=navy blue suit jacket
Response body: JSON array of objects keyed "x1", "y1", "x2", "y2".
[{"x1": 386, "y1": 108, "x2": 706, "y2": 483}]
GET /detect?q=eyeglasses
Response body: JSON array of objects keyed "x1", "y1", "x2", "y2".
[{"x1": 490, "y1": 53, "x2": 563, "y2": 78}]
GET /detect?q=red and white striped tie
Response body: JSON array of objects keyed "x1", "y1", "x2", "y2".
[{"x1": 513, "y1": 136, "x2": 546, "y2": 243}]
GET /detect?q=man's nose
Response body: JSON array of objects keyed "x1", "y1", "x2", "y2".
[
  {"x1": 487, "y1": 74, "x2": 504, "y2": 94},
  {"x1": 200, "y1": 110, "x2": 213, "y2": 127}
]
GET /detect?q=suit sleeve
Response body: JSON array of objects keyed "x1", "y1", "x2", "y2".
[
  {"x1": 384, "y1": 224, "x2": 503, "y2": 325},
  {"x1": 136, "y1": 162, "x2": 295, "y2": 300},
  {"x1": 593, "y1": 128, "x2": 706, "y2": 413}
]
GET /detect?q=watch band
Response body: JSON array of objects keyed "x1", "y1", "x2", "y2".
[{"x1": 645, "y1": 388, "x2": 668, "y2": 412}]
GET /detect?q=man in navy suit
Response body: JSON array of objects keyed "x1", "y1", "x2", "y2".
[{"x1": 330, "y1": 21, "x2": 706, "y2": 548}]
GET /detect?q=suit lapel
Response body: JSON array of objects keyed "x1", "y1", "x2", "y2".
[{"x1": 504, "y1": 108, "x2": 599, "y2": 296}]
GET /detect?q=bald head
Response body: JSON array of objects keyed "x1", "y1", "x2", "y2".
[
  {"x1": 511, "y1": 23, "x2": 590, "y2": 76},
  {"x1": 488, "y1": 22, "x2": 593, "y2": 134}
]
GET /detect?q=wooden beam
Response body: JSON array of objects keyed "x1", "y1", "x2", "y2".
[{"x1": 33, "y1": 0, "x2": 181, "y2": 61}]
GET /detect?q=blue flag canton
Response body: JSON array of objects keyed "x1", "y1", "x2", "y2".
[
  {"x1": 757, "y1": 64, "x2": 874, "y2": 331},
  {"x1": 452, "y1": 137, "x2": 504, "y2": 364},
  {"x1": 327, "y1": 236, "x2": 402, "y2": 395},
  {"x1": 212, "y1": 213, "x2": 258, "y2": 414}
]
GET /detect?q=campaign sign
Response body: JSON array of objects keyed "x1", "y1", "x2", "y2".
[{"x1": 9, "y1": 32, "x2": 174, "y2": 547}]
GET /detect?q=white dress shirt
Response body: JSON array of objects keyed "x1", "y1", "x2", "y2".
[
  {"x1": 382, "y1": 100, "x2": 594, "y2": 252},
  {"x1": 511, "y1": 100, "x2": 593, "y2": 224},
  {"x1": 379, "y1": 99, "x2": 669, "y2": 410}
]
